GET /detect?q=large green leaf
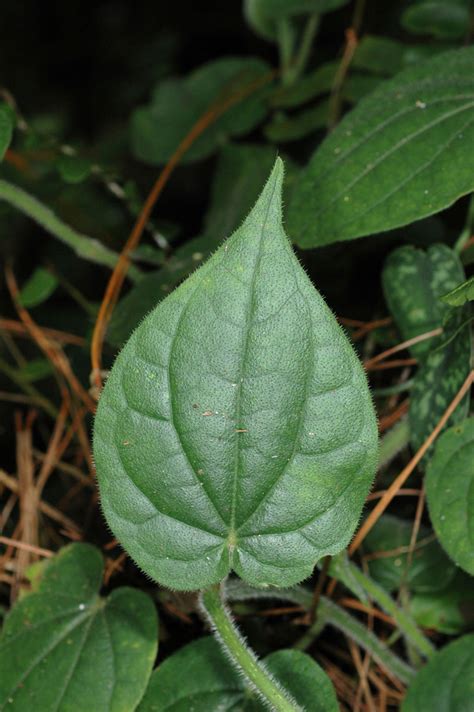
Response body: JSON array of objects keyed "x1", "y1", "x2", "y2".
[
  {"x1": 137, "y1": 637, "x2": 338, "y2": 711},
  {"x1": 382, "y1": 244, "x2": 466, "y2": 359},
  {"x1": 402, "y1": 634, "x2": 474, "y2": 712},
  {"x1": 287, "y1": 46, "x2": 474, "y2": 247},
  {"x1": 363, "y1": 514, "x2": 456, "y2": 594},
  {"x1": 0, "y1": 103, "x2": 14, "y2": 161},
  {"x1": 426, "y1": 418, "x2": 474, "y2": 575},
  {"x1": 0, "y1": 543, "x2": 158, "y2": 712},
  {"x1": 130, "y1": 58, "x2": 271, "y2": 165},
  {"x1": 94, "y1": 159, "x2": 378, "y2": 591}
]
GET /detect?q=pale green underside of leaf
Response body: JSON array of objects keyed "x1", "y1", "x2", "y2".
[
  {"x1": 402, "y1": 634, "x2": 474, "y2": 712},
  {"x1": 441, "y1": 275, "x2": 474, "y2": 306},
  {"x1": 426, "y1": 418, "x2": 474, "y2": 575},
  {"x1": 287, "y1": 46, "x2": 474, "y2": 247},
  {"x1": 94, "y1": 159, "x2": 378, "y2": 591},
  {"x1": 0, "y1": 544, "x2": 158, "y2": 712},
  {"x1": 137, "y1": 637, "x2": 338, "y2": 711}
]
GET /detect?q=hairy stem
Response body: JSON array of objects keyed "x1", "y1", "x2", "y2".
[
  {"x1": 200, "y1": 584, "x2": 302, "y2": 712},
  {"x1": 0, "y1": 179, "x2": 141, "y2": 281}
]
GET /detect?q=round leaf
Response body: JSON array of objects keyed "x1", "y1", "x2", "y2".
[
  {"x1": 94, "y1": 159, "x2": 378, "y2": 591},
  {"x1": 0, "y1": 543, "x2": 158, "y2": 712},
  {"x1": 137, "y1": 637, "x2": 339, "y2": 711},
  {"x1": 426, "y1": 418, "x2": 474, "y2": 575},
  {"x1": 402, "y1": 634, "x2": 474, "y2": 712}
]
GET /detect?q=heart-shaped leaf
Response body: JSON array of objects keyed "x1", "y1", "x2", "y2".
[
  {"x1": 137, "y1": 637, "x2": 339, "y2": 711},
  {"x1": 402, "y1": 633, "x2": 474, "y2": 712},
  {"x1": 426, "y1": 418, "x2": 474, "y2": 575},
  {"x1": 0, "y1": 543, "x2": 158, "y2": 712},
  {"x1": 94, "y1": 159, "x2": 378, "y2": 591},
  {"x1": 287, "y1": 46, "x2": 474, "y2": 247}
]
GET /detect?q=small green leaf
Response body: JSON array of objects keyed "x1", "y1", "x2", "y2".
[
  {"x1": 94, "y1": 159, "x2": 378, "y2": 591},
  {"x1": 137, "y1": 637, "x2": 339, "y2": 711},
  {"x1": 363, "y1": 514, "x2": 456, "y2": 594},
  {"x1": 264, "y1": 101, "x2": 329, "y2": 142},
  {"x1": 426, "y1": 418, "x2": 474, "y2": 575},
  {"x1": 56, "y1": 154, "x2": 92, "y2": 184},
  {"x1": 0, "y1": 103, "x2": 14, "y2": 161},
  {"x1": 287, "y1": 46, "x2": 474, "y2": 247},
  {"x1": 0, "y1": 543, "x2": 158, "y2": 712},
  {"x1": 382, "y1": 244, "x2": 466, "y2": 359},
  {"x1": 131, "y1": 58, "x2": 271, "y2": 165},
  {"x1": 352, "y1": 36, "x2": 406, "y2": 76},
  {"x1": 409, "y1": 570, "x2": 474, "y2": 634},
  {"x1": 19, "y1": 267, "x2": 59, "y2": 308},
  {"x1": 20, "y1": 358, "x2": 54, "y2": 383},
  {"x1": 402, "y1": 634, "x2": 474, "y2": 712},
  {"x1": 269, "y1": 61, "x2": 339, "y2": 109},
  {"x1": 401, "y1": 1, "x2": 470, "y2": 40},
  {"x1": 441, "y1": 275, "x2": 474, "y2": 306}
]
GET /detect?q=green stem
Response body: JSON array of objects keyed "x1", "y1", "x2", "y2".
[
  {"x1": 225, "y1": 580, "x2": 415, "y2": 685},
  {"x1": 0, "y1": 179, "x2": 141, "y2": 282},
  {"x1": 347, "y1": 563, "x2": 435, "y2": 659},
  {"x1": 277, "y1": 18, "x2": 296, "y2": 85},
  {"x1": 288, "y1": 13, "x2": 320, "y2": 83},
  {"x1": 200, "y1": 584, "x2": 302, "y2": 712},
  {"x1": 378, "y1": 418, "x2": 410, "y2": 468}
]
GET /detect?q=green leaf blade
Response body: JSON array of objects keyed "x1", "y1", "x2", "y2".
[
  {"x1": 0, "y1": 544, "x2": 158, "y2": 712},
  {"x1": 402, "y1": 634, "x2": 474, "y2": 712},
  {"x1": 426, "y1": 418, "x2": 474, "y2": 575},
  {"x1": 0, "y1": 103, "x2": 14, "y2": 161},
  {"x1": 287, "y1": 47, "x2": 474, "y2": 247},
  {"x1": 94, "y1": 159, "x2": 378, "y2": 591}
]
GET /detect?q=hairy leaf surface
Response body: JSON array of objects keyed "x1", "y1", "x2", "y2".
[
  {"x1": 94, "y1": 159, "x2": 378, "y2": 590},
  {"x1": 0, "y1": 544, "x2": 158, "y2": 712},
  {"x1": 287, "y1": 47, "x2": 474, "y2": 247},
  {"x1": 426, "y1": 418, "x2": 474, "y2": 575}
]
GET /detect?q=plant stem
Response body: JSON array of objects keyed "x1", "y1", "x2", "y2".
[
  {"x1": 289, "y1": 13, "x2": 320, "y2": 83},
  {"x1": 200, "y1": 584, "x2": 302, "y2": 712},
  {"x1": 378, "y1": 418, "x2": 410, "y2": 468},
  {"x1": 277, "y1": 18, "x2": 296, "y2": 85},
  {"x1": 0, "y1": 179, "x2": 141, "y2": 282},
  {"x1": 454, "y1": 192, "x2": 474, "y2": 253}
]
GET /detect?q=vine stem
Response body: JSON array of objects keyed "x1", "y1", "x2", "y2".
[{"x1": 199, "y1": 584, "x2": 302, "y2": 712}]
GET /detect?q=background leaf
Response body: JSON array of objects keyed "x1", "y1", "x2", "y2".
[
  {"x1": 426, "y1": 418, "x2": 474, "y2": 575},
  {"x1": 401, "y1": 1, "x2": 471, "y2": 40},
  {"x1": 441, "y1": 275, "x2": 474, "y2": 306},
  {"x1": 363, "y1": 514, "x2": 456, "y2": 594},
  {"x1": 382, "y1": 244, "x2": 466, "y2": 359},
  {"x1": 19, "y1": 267, "x2": 59, "y2": 308},
  {"x1": 137, "y1": 637, "x2": 339, "y2": 711},
  {"x1": 94, "y1": 159, "x2": 378, "y2": 590},
  {"x1": 130, "y1": 58, "x2": 271, "y2": 165},
  {"x1": 409, "y1": 571, "x2": 474, "y2": 634},
  {"x1": 402, "y1": 634, "x2": 474, "y2": 711},
  {"x1": 0, "y1": 543, "x2": 158, "y2": 712},
  {"x1": 287, "y1": 46, "x2": 474, "y2": 247}
]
